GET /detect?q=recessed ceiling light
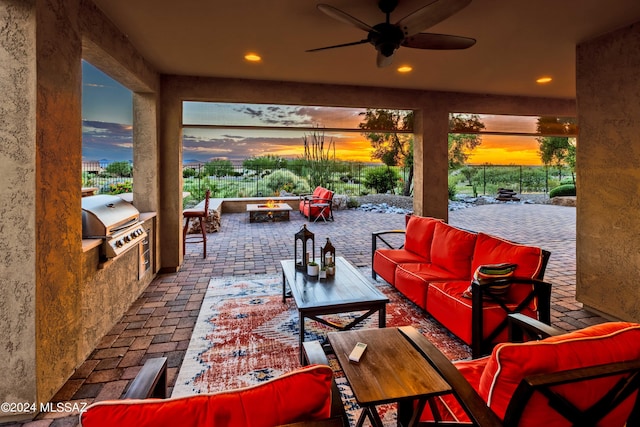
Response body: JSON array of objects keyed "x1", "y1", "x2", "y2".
[
  {"x1": 244, "y1": 53, "x2": 262, "y2": 62},
  {"x1": 536, "y1": 76, "x2": 552, "y2": 84},
  {"x1": 397, "y1": 65, "x2": 413, "y2": 73}
]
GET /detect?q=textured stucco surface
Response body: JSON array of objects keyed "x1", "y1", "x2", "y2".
[
  {"x1": 0, "y1": 0, "x2": 38, "y2": 413},
  {"x1": 1, "y1": 0, "x2": 160, "y2": 420},
  {"x1": 576, "y1": 22, "x2": 640, "y2": 322}
]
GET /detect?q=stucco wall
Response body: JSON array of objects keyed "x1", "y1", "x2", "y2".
[
  {"x1": 0, "y1": 0, "x2": 38, "y2": 418},
  {"x1": 576, "y1": 22, "x2": 640, "y2": 322},
  {"x1": 1, "y1": 0, "x2": 160, "y2": 419}
]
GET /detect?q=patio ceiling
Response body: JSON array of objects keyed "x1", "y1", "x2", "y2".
[{"x1": 91, "y1": 0, "x2": 640, "y2": 99}]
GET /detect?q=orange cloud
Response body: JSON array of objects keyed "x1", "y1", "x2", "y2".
[{"x1": 466, "y1": 135, "x2": 542, "y2": 165}]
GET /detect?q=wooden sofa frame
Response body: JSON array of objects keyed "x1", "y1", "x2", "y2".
[{"x1": 371, "y1": 227, "x2": 552, "y2": 358}]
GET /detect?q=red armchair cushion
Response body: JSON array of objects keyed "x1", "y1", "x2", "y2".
[
  {"x1": 479, "y1": 322, "x2": 640, "y2": 425},
  {"x1": 80, "y1": 365, "x2": 334, "y2": 427},
  {"x1": 420, "y1": 357, "x2": 489, "y2": 423},
  {"x1": 471, "y1": 233, "x2": 543, "y2": 279},
  {"x1": 430, "y1": 222, "x2": 477, "y2": 279},
  {"x1": 403, "y1": 216, "x2": 441, "y2": 261}
]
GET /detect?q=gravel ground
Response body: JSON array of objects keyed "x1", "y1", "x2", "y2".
[{"x1": 355, "y1": 193, "x2": 551, "y2": 212}]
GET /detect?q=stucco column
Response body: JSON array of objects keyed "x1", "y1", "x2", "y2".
[
  {"x1": 0, "y1": 0, "x2": 37, "y2": 421},
  {"x1": 413, "y1": 107, "x2": 450, "y2": 221},
  {"x1": 133, "y1": 92, "x2": 159, "y2": 213},
  {"x1": 158, "y1": 79, "x2": 184, "y2": 271}
]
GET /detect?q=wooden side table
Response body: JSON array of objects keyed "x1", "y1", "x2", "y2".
[{"x1": 327, "y1": 327, "x2": 452, "y2": 427}]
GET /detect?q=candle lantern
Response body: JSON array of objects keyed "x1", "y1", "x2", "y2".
[
  {"x1": 321, "y1": 237, "x2": 336, "y2": 273},
  {"x1": 294, "y1": 224, "x2": 315, "y2": 270}
]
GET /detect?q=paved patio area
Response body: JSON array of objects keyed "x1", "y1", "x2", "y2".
[{"x1": 10, "y1": 202, "x2": 602, "y2": 427}]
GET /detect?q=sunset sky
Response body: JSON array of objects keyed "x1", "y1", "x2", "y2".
[{"x1": 82, "y1": 62, "x2": 543, "y2": 166}]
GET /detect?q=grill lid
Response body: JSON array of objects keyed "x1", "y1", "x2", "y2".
[{"x1": 82, "y1": 195, "x2": 140, "y2": 237}]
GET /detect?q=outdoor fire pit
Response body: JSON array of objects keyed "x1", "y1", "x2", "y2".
[{"x1": 246, "y1": 201, "x2": 292, "y2": 223}]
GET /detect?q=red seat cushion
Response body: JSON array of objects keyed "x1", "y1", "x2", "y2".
[
  {"x1": 373, "y1": 249, "x2": 426, "y2": 286},
  {"x1": 430, "y1": 222, "x2": 477, "y2": 279},
  {"x1": 479, "y1": 322, "x2": 640, "y2": 426},
  {"x1": 394, "y1": 263, "x2": 465, "y2": 309},
  {"x1": 426, "y1": 280, "x2": 534, "y2": 345},
  {"x1": 420, "y1": 357, "x2": 489, "y2": 423},
  {"x1": 80, "y1": 365, "x2": 334, "y2": 427}
]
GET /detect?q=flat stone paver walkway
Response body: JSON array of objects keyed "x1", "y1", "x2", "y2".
[{"x1": 8, "y1": 203, "x2": 601, "y2": 427}]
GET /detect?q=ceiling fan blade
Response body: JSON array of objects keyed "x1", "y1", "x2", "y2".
[
  {"x1": 402, "y1": 32, "x2": 476, "y2": 50},
  {"x1": 376, "y1": 51, "x2": 395, "y2": 68},
  {"x1": 306, "y1": 39, "x2": 370, "y2": 53},
  {"x1": 317, "y1": 4, "x2": 378, "y2": 33},
  {"x1": 396, "y1": 0, "x2": 472, "y2": 37}
]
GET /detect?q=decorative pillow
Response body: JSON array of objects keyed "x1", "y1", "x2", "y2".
[
  {"x1": 79, "y1": 364, "x2": 334, "y2": 427},
  {"x1": 463, "y1": 263, "x2": 517, "y2": 299}
]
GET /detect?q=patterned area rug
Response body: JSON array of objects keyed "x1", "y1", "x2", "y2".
[{"x1": 173, "y1": 273, "x2": 470, "y2": 426}]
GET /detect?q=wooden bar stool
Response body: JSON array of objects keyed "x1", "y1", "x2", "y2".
[{"x1": 183, "y1": 190, "x2": 210, "y2": 258}]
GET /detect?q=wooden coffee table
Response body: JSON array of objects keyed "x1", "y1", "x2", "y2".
[
  {"x1": 281, "y1": 256, "x2": 389, "y2": 364},
  {"x1": 327, "y1": 327, "x2": 453, "y2": 427}
]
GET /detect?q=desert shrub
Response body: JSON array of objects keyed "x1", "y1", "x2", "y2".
[
  {"x1": 363, "y1": 166, "x2": 400, "y2": 194},
  {"x1": 262, "y1": 169, "x2": 310, "y2": 195},
  {"x1": 108, "y1": 181, "x2": 133, "y2": 194},
  {"x1": 549, "y1": 184, "x2": 576, "y2": 198},
  {"x1": 346, "y1": 197, "x2": 360, "y2": 208},
  {"x1": 448, "y1": 182, "x2": 458, "y2": 200}
]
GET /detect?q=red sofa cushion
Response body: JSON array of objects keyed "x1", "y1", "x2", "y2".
[
  {"x1": 426, "y1": 280, "x2": 536, "y2": 345},
  {"x1": 394, "y1": 263, "x2": 466, "y2": 309},
  {"x1": 373, "y1": 249, "x2": 426, "y2": 286},
  {"x1": 430, "y1": 222, "x2": 477, "y2": 279},
  {"x1": 403, "y1": 216, "x2": 441, "y2": 261},
  {"x1": 479, "y1": 322, "x2": 640, "y2": 425},
  {"x1": 471, "y1": 233, "x2": 543, "y2": 279},
  {"x1": 80, "y1": 365, "x2": 334, "y2": 427}
]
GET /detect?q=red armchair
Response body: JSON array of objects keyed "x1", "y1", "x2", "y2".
[
  {"x1": 299, "y1": 186, "x2": 334, "y2": 222},
  {"x1": 405, "y1": 317, "x2": 640, "y2": 426},
  {"x1": 80, "y1": 357, "x2": 346, "y2": 427}
]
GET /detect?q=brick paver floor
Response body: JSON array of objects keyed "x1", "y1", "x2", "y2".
[{"x1": 6, "y1": 203, "x2": 600, "y2": 427}]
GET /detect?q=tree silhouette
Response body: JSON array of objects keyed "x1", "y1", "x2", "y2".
[{"x1": 359, "y1": 109, "x2": 413, "y2": 196}]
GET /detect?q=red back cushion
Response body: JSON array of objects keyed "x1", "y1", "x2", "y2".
[
  {"x1": 430, "y1": 222, "x2": 477, "y2": 278},
  {"x1": 403, "y1": 216, "x2": 441, "y2": 261},
  {"x1": 312, "y1": 186, "x2": 324, "y2": 197},
  {"x1": 478, "y1": 322, "x2": 640, "y2": 426},
  {"x1": 317, "y1": 188, "x2": 333, "y2": 201},
  {"x1": 80, "y1": 365, "x2": 333, "y2": 427},
  {"x1": 472, "y1": 233, "x2": 543, "y2": 279}
]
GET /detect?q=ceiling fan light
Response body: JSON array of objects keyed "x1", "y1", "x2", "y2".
[{"x1": 244, "y1": 53, "x2": 262, "y2": 62}]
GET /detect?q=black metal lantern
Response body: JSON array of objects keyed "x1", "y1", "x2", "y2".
[
  {"x1": 321, "y1": 237, "x2": 336, "y2": 269},
  {"x1": 294, "y1": 224, "x2": 315, "y2": 270}
]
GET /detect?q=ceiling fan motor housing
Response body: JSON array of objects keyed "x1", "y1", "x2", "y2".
[{"x1": 370, "y1": 23, "x2": 404, "y2": 57}]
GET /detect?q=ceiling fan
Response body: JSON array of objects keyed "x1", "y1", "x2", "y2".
[{"x1": 307, "y1": 0, "x2": 476, "y2": 67}]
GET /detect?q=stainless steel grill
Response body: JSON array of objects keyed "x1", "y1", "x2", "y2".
[{"x1": 81, "y1": 195, "x2": 147, "y2": 258}]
